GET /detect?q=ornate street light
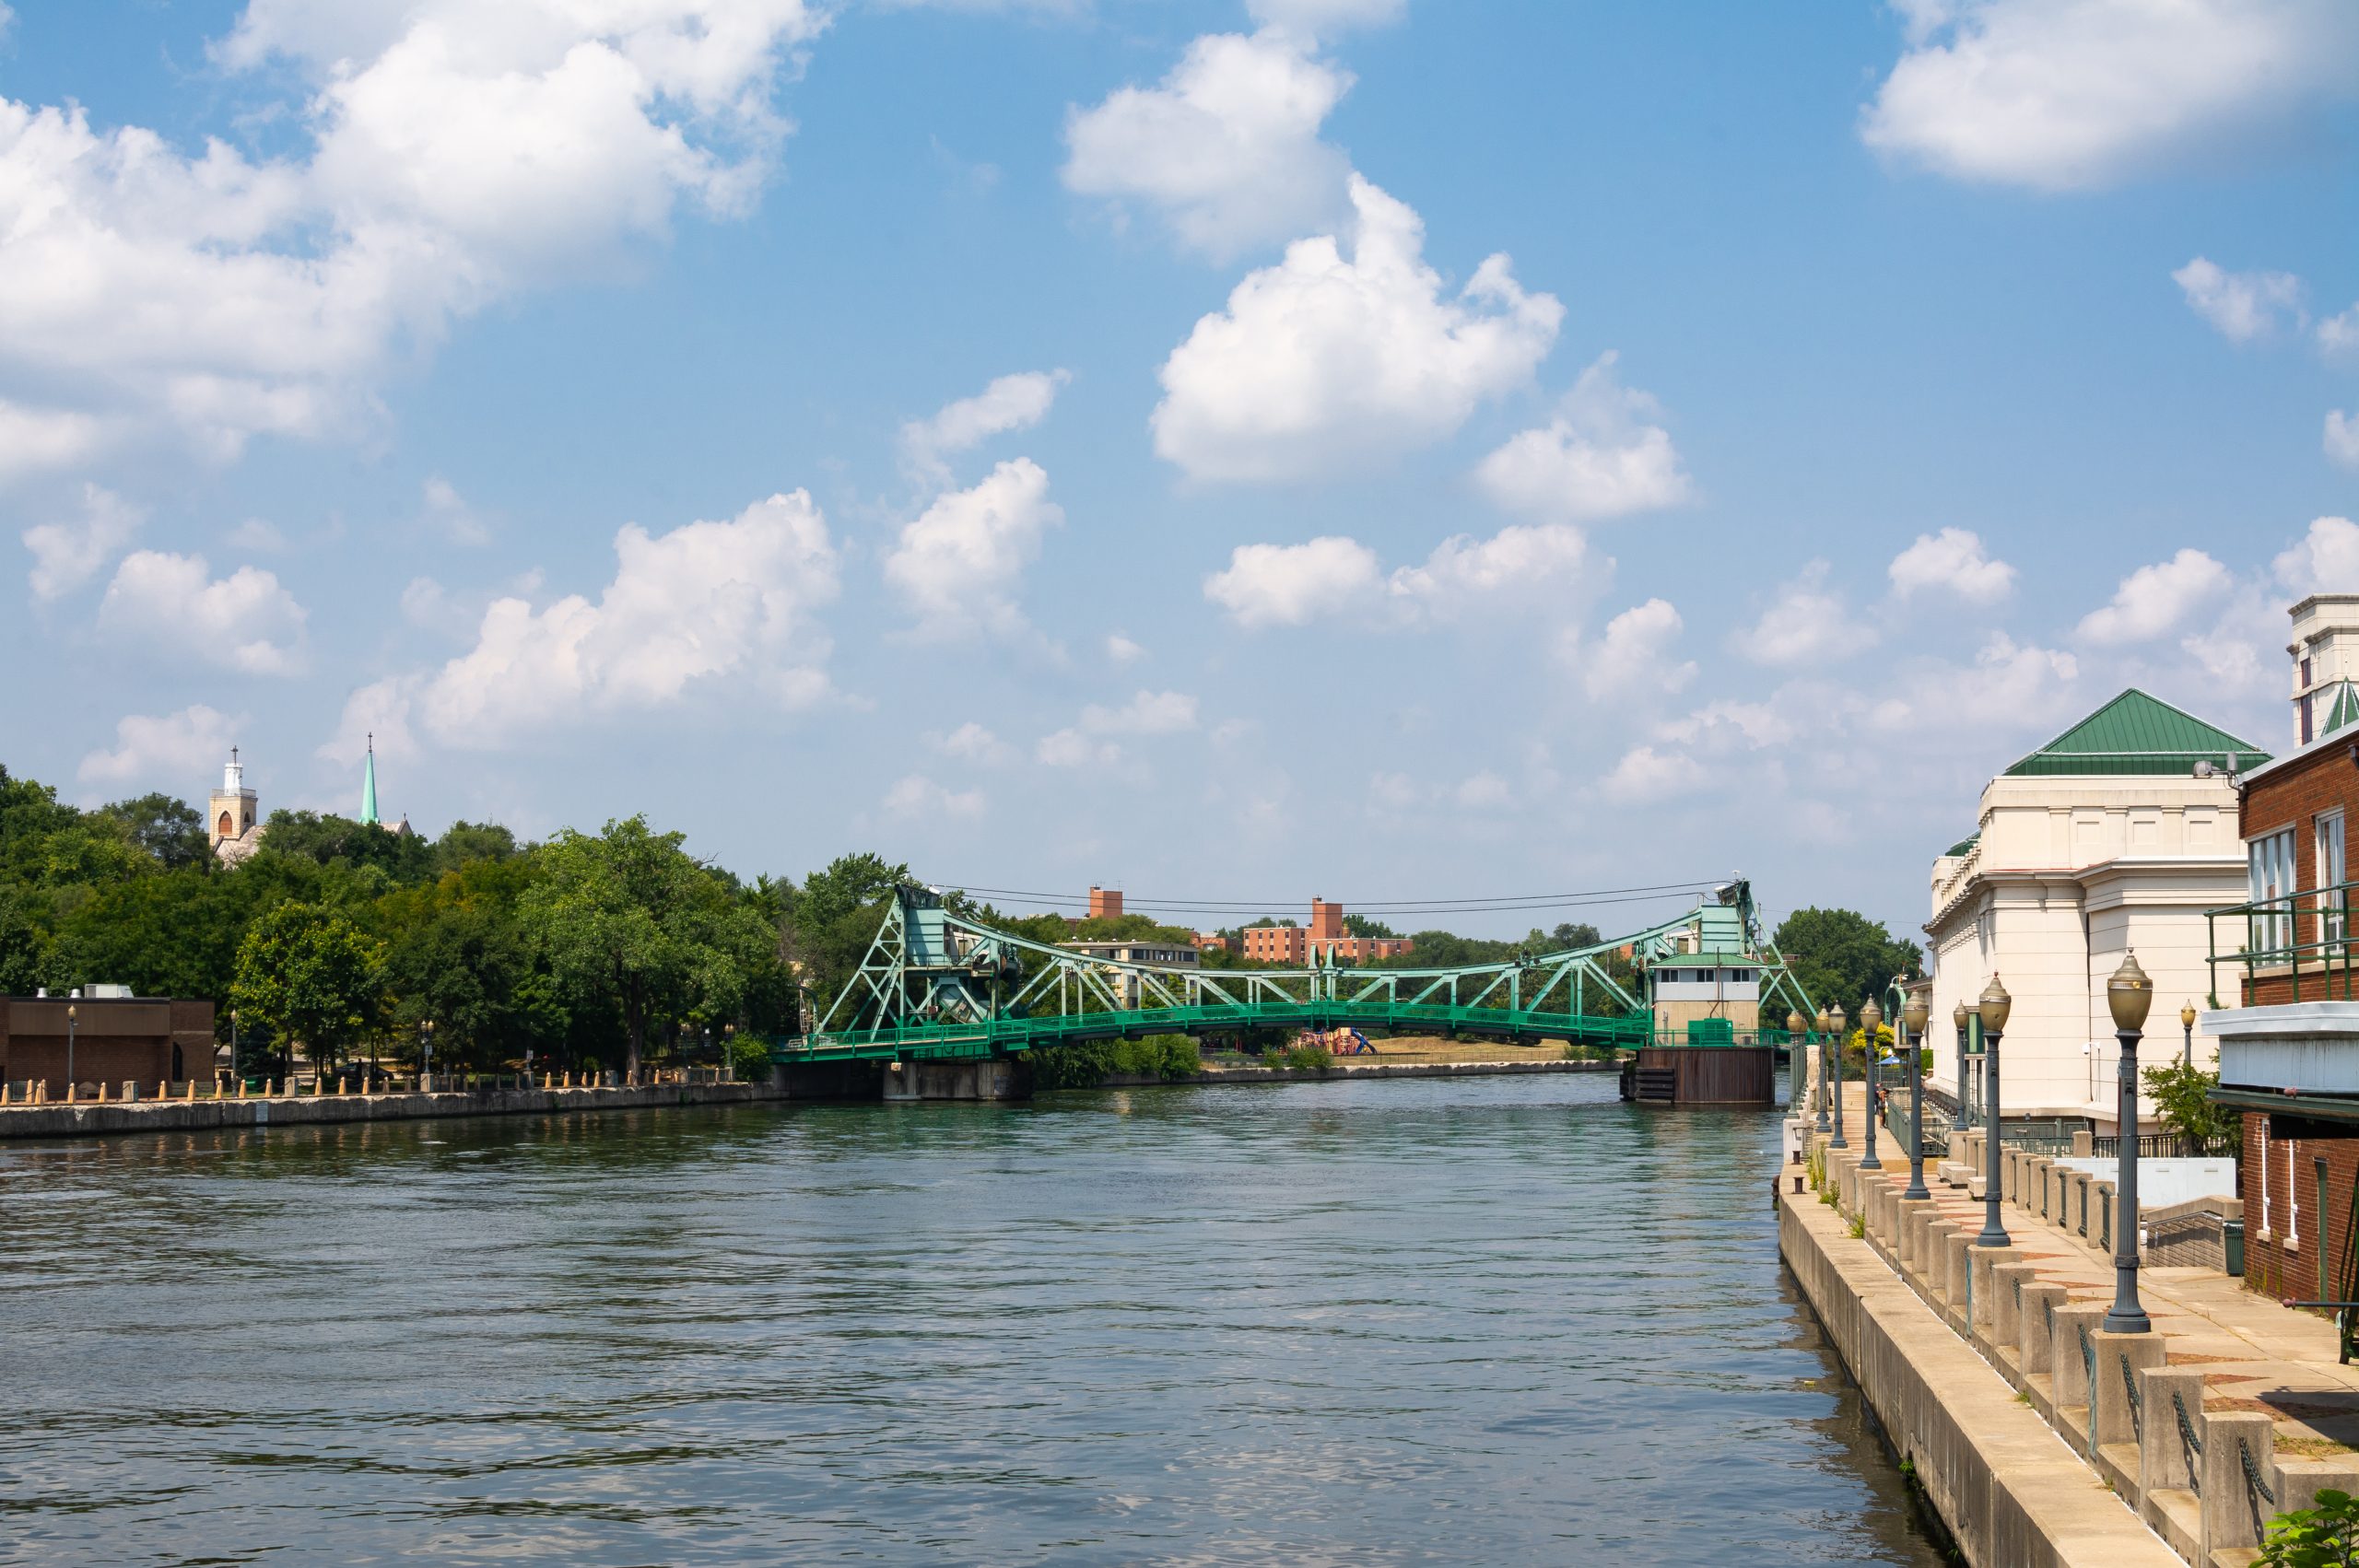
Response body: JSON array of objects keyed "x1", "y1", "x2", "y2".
[
  {"x1": 1859, "y1": 997, "x2": 1884, "y2": 1170},
  {"x1": 1954, "y1": 1000, "x2": 1972, "y2": 1122},
  {"x1": 1788, "y1": 1009, "x2": 1808, "y2": 1115},
  {"x1": 2181, "y1": 1000, "x2": 2198, "y2": 1069},
  {"x1": 420, "y1": 1018, "x2": 435, "y2": 1088},
  {"x1": 66, "y1": 1001, "x2": 76, "y2": 1097},
  {"x1": 1902, "y1": 993, "x2": 1931, "y2": 1201},
  {"x1": 229, "y1": 1007, "x2": 240, "y2": 1090},
  {"x1": 2105, "y1": 953, "x2": 2156, "y2": 1333},
  {"x1": 1813, "y1": 1007, "x2": 1833, "y2": 1133},
  {"x1": 724, "y1": 1022, "x2": 737, "y2": 1084},
  {"x1": 1827, "y1": 1001, "x2": 1849, "y2": 1149},
  {"x1": 1974, "y1": 975, "x2": 2012, "y2": 1248}
]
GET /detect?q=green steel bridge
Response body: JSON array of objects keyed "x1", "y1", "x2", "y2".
[{"x1": 773, "y1": 878, "x2": 1815, "y2": 1067}]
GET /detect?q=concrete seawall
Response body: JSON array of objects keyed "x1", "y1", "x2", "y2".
[
  {"x1": 0, "y1": 1081, "x2": 788, "y2": 1141},
  {"x1": 1101, "y1": 1058, "x2": 1625, "y2": 1088},
  {"x1": 1780, "y1": 1185, "x2": 2177, "y2": 1567}
]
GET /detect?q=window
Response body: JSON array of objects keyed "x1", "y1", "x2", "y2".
[
  {"x1": 2321, "y1": 812, "x2": 2348, "y2": 945},
  {"x1": 2250, "y1": 827, "x2": 2297, "y2": 954}
]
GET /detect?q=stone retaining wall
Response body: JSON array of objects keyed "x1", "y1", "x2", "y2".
[{"x1": 0, "y1": 1080, "x2": 789, "y2": 1141}]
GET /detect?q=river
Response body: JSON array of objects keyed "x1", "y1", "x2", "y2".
[{"x1": 0, "y1": 1072, "x2": 1945, "y2": 1565}]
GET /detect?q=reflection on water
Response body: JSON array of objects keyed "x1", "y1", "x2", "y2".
[{"x1": 0, "y1": 1075, "x2": 1944, "y2": 1565}]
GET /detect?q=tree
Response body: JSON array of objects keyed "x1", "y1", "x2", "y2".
[
  {"x1": 100, "y1": 793, "x2": 210, "y2": 872},
  {"x1": 1771, "y1": 907, "x2": 1924, "y2": 1016},
  {"x1": 230, "y1": 903, "x2": 384, "y2": 1077},
  {"x1": 1343, "y1": 913, "x2": 1400, "y2": 939},
  {"x1": 521, "y1": 816, "x2": 772, "y2": 1077},
  {"x1": 2142, "y1": 1060, "x2": 2239, "y2": 1148}
]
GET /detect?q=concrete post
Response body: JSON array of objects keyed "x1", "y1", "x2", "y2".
[
  {"x1": 2139, "y1": 1367, "x2": 2206, "y2": 1504},
  {"x1": 2273, "y1": 1457, "x2": 2359, "y2": 1523},
  {"x1": 1895, "y1": 1198, "x2": 1932, "y2": 1269},
  {"x1": 1992, "y1": 1260, "x2": 2039, "y2": 1359},
  {"x1": 1944, "y1": 1231, "x2": 1975, "y2": 1319},
  {"x1": 2199, "y1": 1410, "x2": 2278, "y2": 1560},
  {"x1": 2050, "y1": 1303, "x2": 2108, "y2": 1450},
  {"x1": 1920, "y1": 1217, "x2": 1959, "y2": 1297},
  {"x1": 2092, "y1": 1330, "x2": 2165, "y2": 1456},
  {"x1": 2072, "y1": 1128, "x2": 2094, "y2": 1156},
  {"x1": 1969, "y1": 1244, "x2": 2017, "y2": 1332},
  {"x1": 2020, "y1": 1282, "x2": 2069, "y2": 1376}
]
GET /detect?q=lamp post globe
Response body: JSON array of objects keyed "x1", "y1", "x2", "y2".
[
  {"x1": 1901, "y1": 994, "x2": 1931, "y2": 1200},
  {"x1": 1827, "y1": 1002, "x2": 1848, "y2": 1149},
  {"x1": 1858, "y1": 998, "x2": 1884, "y2": 1170},
  {"x1": 1974, "y1": 976, "x2": 2011, "y2": 1248},
  {"x1": 2104, "y1": 953, "x2": 2155, "y2": 1332}
]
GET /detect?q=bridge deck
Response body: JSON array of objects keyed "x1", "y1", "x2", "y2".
[{"x1": 775, "y1": 1000, "x2": 1661, "y2": 1064}]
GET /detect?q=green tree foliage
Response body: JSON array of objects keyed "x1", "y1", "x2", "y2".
[
  {"x1": 1771, "y1": 907, "x2": 1925, "y2": 1017},
  {"x1": 99, "y1": 793, "x2": 210, "y2": 872},
  {"x1": 1343, "y1": 913, "x2": 1399, "y2": 939},
  {"x1": 2141, "y1": 1060, "x2": 2240, "y2": 1148},
  {"x1": 230, "y1": 903, "x2": 384, "y2": 1075},
  {"x1": 522, "y1": 816, "x2": 773, "y2": 1077}
]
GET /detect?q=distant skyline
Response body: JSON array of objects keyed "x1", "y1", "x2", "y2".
[{"x1": 6, "y1": 1, "x2": 2357, "y2": 939}]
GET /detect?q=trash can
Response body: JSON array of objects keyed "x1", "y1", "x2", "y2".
[{"x1": 2224, "y1": 1217, "x2": 2245, "y2": 1278}]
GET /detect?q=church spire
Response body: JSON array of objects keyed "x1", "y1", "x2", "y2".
[{"x1": 360, "y1": 733, "x2": 379, "y2": 826}]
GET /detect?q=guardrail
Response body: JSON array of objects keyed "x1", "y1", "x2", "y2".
[{"x1": 2209, "y1": 878, "x2": 2359, "y2": 1005}]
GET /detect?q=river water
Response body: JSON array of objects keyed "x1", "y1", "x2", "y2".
[{"x1": 0, "y1": 1073, "x2": 1945, "y2": 1565}]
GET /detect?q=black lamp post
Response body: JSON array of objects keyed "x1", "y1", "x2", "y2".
[
  {"x1": 1975, "y1": 975, "x2": 2012, "y2": 1248},
  {"x1": 66, "y1": 1002, "x2": 76, "y2": 1095},
  {"x1": 1953, "y1": 1000, "x2": 1972, "y2": 1123},
  {"x1": 1807, "y1": 1008, "x2": 1830, "y2": 1133},
  {"x1": 2105, "y1": 953, "x2": 2155, "y2": 1333},
  {"x1": 1859, "y1": 998, "x2": 1884, "y2": 1170},
  {"x1": 229, "y1": 1008, "x2": 240, "y2": 1089},
  {"x1": 724, "y1": 1022, "x2": 736, "y2": 1083},
  {"x1": 1827, "y1": 1002, "x2": 1849, "y2": 1149},
  {"x1": 1902, "y1": 994, "x2": 1931, "y2": 1200},
  {"x1": 2180, "y1": 1000, "x2": 2197, "y2": 1069},
  {"x1": 420, "y1": 1018, "x2": 435, "y2": 1087}
]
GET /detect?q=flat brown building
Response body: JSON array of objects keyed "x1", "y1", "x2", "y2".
[{"x1": 2, "y1": 994, "x2": 218, "y2": 1094}]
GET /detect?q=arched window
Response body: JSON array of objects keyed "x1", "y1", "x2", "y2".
[{"x1": 217, "y1": 811, "x2": 233, "y2": 838}]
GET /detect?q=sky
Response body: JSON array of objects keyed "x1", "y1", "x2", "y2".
[{"x1": 3, "y1": 0, "x2": 2357, "y2": 943}]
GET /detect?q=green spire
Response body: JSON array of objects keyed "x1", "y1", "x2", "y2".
[{"x1": 361, "y1": 733, "x2": 379, "y2": 826}]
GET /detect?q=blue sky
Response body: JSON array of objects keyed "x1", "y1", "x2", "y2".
[{"x1": 5, "y1": 0, "x2": 2357, "y2": 942}]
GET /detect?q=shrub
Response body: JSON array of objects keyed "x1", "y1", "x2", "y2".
[
  {"x1": 1283, "y1": 1043, "x2": 1333, "y2": 1071},
  {"x1": 2142, "y1": 1059, "x2": 2240, "y2": 1148},
  {"x1": 2259, "y1": 1486, "x2": 2359, "y2": 1565}
]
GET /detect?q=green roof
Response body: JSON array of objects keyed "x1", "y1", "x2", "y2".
[
  {"x1": 2002, "y1": 688, "x2": 2270, "y2": 778},
  {"x1": 2322, "y1": 682, "x2": 2359, "y2": 740},
  {"x1": 1942, "y1": 834, "x2": 1980, "y2": 858}
]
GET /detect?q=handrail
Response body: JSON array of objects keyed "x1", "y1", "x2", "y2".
[{"x1": 2208, "y1": 877, "x2": 2359, "y2": 1006}]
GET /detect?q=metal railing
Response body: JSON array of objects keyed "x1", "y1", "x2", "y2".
[
  {"x1": 2209, "y1": 878, "x2": 2359, "y2": 1004},
  {"x1": 2092, "y1": 1130, "x2": 2238, "y2": 1160}
]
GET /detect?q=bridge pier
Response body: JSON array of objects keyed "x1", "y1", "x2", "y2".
[{"x1": 881, "y1": 1058, "x2": 1031, "y2": 1103}]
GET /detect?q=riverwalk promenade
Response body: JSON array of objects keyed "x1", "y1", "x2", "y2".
[{"x1": 1789, "y1": 1078, "x2": 2359, "y2": 1567}]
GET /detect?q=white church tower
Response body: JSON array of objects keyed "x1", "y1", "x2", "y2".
[{"x1": 209, "y1": 748, "x2": 264, "y2": 864}]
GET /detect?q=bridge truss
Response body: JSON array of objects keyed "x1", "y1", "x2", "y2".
[{"x1": 776, "y1": 878, "x2": 1817, "y2": 1066}]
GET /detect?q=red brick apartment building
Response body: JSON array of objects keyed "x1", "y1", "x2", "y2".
[
  {"x1": 1240, "y1": 900, "x2": 1413, "y2": 964},
  {"x1": 2212, "y1": 594, "x2": 2359, "y2": 1303}
]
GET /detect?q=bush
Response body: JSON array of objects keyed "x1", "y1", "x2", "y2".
[
  {"x1": 1022, "y1": 1034, "x2": 1202, "y2": 1089},
  {"x1": 2260, "y1": 1485, "x2": 2359, "y2": 1565},
  {"x1": 2142, "y1": 1059, "x2": 2239, "y2": 1147},
  {"x1": 1283, "y1": 1043, "x2": 1333, "y2": 1071}
]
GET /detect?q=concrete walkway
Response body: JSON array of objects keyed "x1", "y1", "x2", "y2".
[{"x1": 1813, "y1": 1077, "x2": 2359, "y2": 1565}]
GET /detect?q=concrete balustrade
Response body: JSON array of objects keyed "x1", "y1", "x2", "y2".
[
  {"x1": 1943, "y1": 1232, "x2": 1974, "y2": 1322},
  {"x1": 2019, "y1": 1281, "x2": 2069, "y2": 1377},
  {"x1": 2136, "y1": 1366, "x2": 2205, "y2": 1510},
  {"x1": 2048, "y1": 1303, "x2": 2108, "y2": 1455},
  {"x1": 2091, "y1": 1329, "x2": 2164, "y2": 1458},
  {"x1": 1968, "y1": 1244, "x2": 2015, "y2": 1332},
  {"x1": 1991, "y1": 1259, "x2": 2038, "y2": 1351}
]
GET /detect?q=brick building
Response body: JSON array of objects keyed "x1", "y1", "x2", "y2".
[
  {"x1": 1240, "y1": 899, "x2": 1413, "y2": 964},
  {"x1": 2, "y1": 991, "x2": 218, "y2": 1094},
  {"x1": 2209, "y1": 596, "x2": 2359, "y2": 1303}
]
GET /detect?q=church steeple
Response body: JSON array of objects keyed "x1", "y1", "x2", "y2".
[{"x1": 360, "y1": 733, "x2": 380, "y2": 826}]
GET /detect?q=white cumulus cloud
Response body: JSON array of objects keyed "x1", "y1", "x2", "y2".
[
  {"x1": 99, "y1": 549, "x2": 308, "y2": 673},
  {"x1": 2329, "y1": 411, "x2": 2359, "y2": 470},
  {"x1": 78, "y1": 704, "x2": 243, "y2": 787},
  {"x1": 900, "y1": 369, "x2": 1069, "y2": 479},
  {"x1": 1888, "y1": 526, "x2": 2016, "y2": 603},
  {"x1": 404, "y1": 488, "x2": 840, "y2": 743},
  {"x1": 1152, "y1": 175, "x2": 1562, "y2": 482},
  {"x1": 1862, "y1": 0, "x2": 2359, "y2": 191},
  {"x1": 22, "y1": 483, "x2": 143, "y2": 600},
  {"x1": 1473, "y1": 352, "x2": 1692, "y2": 523},
  {"x1": 1203, "y1": 535, "x2": 1382, "y2": 627},
  {"x1": 1204, "y1": 521, "x2": 1594, "y2": 629},
  {"x1": 884, "y1": 773, "x2": 985, "y2": 820},
  {"x1": 884, "y1": 458, "x2": 1063, "y2": 639},
  {"x1": 2274, "y1": 516, "x2": 2359, "y2": 591},
  {"x1": 1571, "y1": 598, "x2": 1695, "y2": 701},
  {"x1": 2174, "y1": 257, "x2": 2306, "y2": 342},
  {"x1": 1063, "y1": 29, "x2": 1353, "y2": 261},
  {"x1": 1600, "y1": 744, "x2": 1706, "y2": 802},
  {"x1": 1731, "y1": 563, "x2": 1862, "y2": 668},
  {"x1": 2075, "y1": 547, "x2": 2231, "y2": 644}
]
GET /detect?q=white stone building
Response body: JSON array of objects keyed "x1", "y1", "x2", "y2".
[{"x1": 1924, "y1": 689, "x2": 2268, "y2": 1129}]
